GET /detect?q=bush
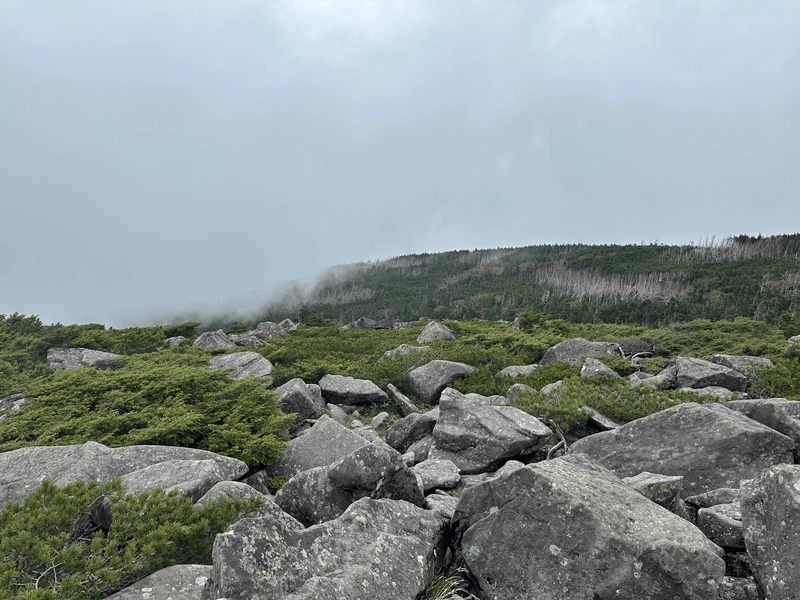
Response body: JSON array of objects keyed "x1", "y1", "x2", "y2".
[{"x1": 0, "y1": 479, "x2": 261, "y2": 600}]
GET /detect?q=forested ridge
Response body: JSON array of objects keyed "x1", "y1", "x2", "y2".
[{"x1": 230, "y1": 234, "x2": 800, "y2": 333}]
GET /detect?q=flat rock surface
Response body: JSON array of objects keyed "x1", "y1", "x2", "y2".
[
  {"x1": 209, "y1": 352, "x2": 274, "y2": 379},
  {"x1": 406, "y1": 360, "x2": 475, "y2": 405},
  {"x1": 417, "y1": 321, "x2": 456, "y2": 343},
  {"x1": 569, "y1": 402, "x2": 794, "y2": 494},
  {"x1": 192, "y1": 330, "x2": 236, "y2": 351},
  {"x1": 120, "y1": 459, "x2": 228, "y2": 502},
  {"x1": 540, "y1": 338, "x2": 621, "y2": 366},
  {"x1": 318, "y1": 374, "x2": 389, "y2": 405},
  {"x1": 676, "y1": 357, "x2": 749, "y2": 392},
  {"x1": 46, "y1": 347, "x2": 121, "y2": 370},
  {"x1": 106, "y1": 564, "x2": 212, "y2": 600},
  {"x1": 453, "y1": 454, "x2": 725, "y2": 600}
]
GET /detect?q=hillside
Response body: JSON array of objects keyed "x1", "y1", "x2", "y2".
[{"x1": 228, "y1": 234, "x2": 800, "y2": 333}]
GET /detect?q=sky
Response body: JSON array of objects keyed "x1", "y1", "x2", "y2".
[{"x1": 2, "y1": 0, "x2": 799, "y2": 326}]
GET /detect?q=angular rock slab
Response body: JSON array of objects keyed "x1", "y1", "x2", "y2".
[
  {"x1": 385, "y1": 407, "x2": 439, "y2": 453},
  {"x1": 540, "y1": 337, "x2": 621, "y2": 366},
  {"x1": 205, "y1": 498, "x2": 449, "y2": 600},
  {"x1": 275, "y1": 378, "x2": 326, "y2": 423},
  {"x1": 726, "y1": 398, "x2": 800, "y2": 460},
  {"x1": 267, "y1": 415, "x2": 368, "y2": 478},
  {"x1": 570, "y1": 402, "x2": 794, "y2": 494},
  {"x1": 46, "y1": 347, "x2": 121, "y2": 370},
  {"x1": 496, "y1": 364, "x2": 539, "y2": 379},
  {"x1": 711, "y1": 354, "x2": 774, "y2": 372},
  {"x1": 318, "y1": 374, "x2": 389, "y2": 405},
  {"x1": 430, "y1": 394, "x2": 551, "y2": 474},
  {"x1": 387, "y1": 383, "x2": 419, "y2": 417},
  {"x1": 417, "y1": 320, "x2": 455, "y2": 343},
  {"x1": 106, "y1": 564, "x2": 212, "y2": 600},
  {"x1": 412, "y1": 458, "x2": 461, "y2": 492},
  {"x1": 406, "y1": 360, "x2": 475, "y2": 405},
  {"x1": 741, "y1": 464, "x2": 800, "y2": 598},
  {"x1": 581, "y1": 357, "x2": 620, "y2": 378},
  {"x1": 676, "y1": 357, "x2": 749, "y2": 392},
  {"x1": 120, "y1": 459, "x2": 229, "y2": 502},
  {"x1": 209, "y1": 351, "x2": 274, "y2": 380},
  {"x1": 453, "y1": 454, "x2": 725, "y2": 600},
  {"x1": 192, "y1": 330, "x2": 236, "y2": 351}
]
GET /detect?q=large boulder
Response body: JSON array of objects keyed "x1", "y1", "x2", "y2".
[
  {"x1": 412, "y1": 458, "x2": 460, "y2": 492},
  {"x1": 106, "y1": 564, "x2": 212, "y2": 600},
  {"x1": 710, "y1": 354, "x2": 774, "y2": 373},
  {"x1": 386, "y1": 383, "x2": 419, "y2": 417},
  {"x1": 318, "y1": 374, "x2": 389, "y2": 405},
  {"x1": 196, "y1": 481, "x2": 266, "y2": 507},
  {"x1": 406, "y1": 360, "x2": 475, "y2": 405},
  {"x1": 540, "y1": 338, "x2": 621, "y2": 366},
  {"x1": 253, "y1": 321, "x2": 287, "y2": 339},
  {"x1": 725, "y1": 398, "x2": 800, "y2": 460},
  {"x1": 496, "y1": 364, "x2": 539, "y2": 379},
  {"x1": 429, "y1": 393, "x2": 552, "y2": 474},
  {"x1": 740, "y1": 464, "x2": 800, "y2": 598},
  {"x1": 570, "y1": 403, "x2": 794, "y2": 494},
  {"x1": 0, "y1": 442, "x2": 247, "y2": 511},
  {"x1": 276, "y1": 444, "x2": 424, "y2": 526},
  {"x1": 120, "y1": 459, "x2": 229, "y2": 502},
  {"x1": 267, "y1": 415, "x2": 368, "y2": 478},
  {"x1": 46, "y1": 347, "x2": 121, "y2": 370},
  {"x1": 275, "y1": 378, "x2": 326, "y2": 423},
  {"x1": 192, "y1": 330, "x2": 237, "y2": 351},
  {"x1": 385, "y1": 408, "x2": 439, "y2": 453},
  {"x1": 205, "y1": 498, "x2": 449, "y2": 600},
  {"x1": 675, "y1": 357, "x2": 749, "y2": 392},
  {"x1": 453, "y1": 454, "x2": 725, "y2": 600},
  {"x1": 580, "y1": 357, "x2": 620, "y2": 378},
  {"x1": 417, "y1": 320, "x2": 456, "y2": 343},
  {"x1": 209, "y1": 352, "x2": 274, "y2": 380},
  {"x1": 379, "y1": 344, "x2": 430, "y2": 362}
]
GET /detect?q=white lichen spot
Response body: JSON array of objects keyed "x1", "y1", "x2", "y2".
[
  {"x1": 417, "y1": 555, "x2": 424, "y2": 566},
  {"x1": 549, "y1": 545, "x2": 561, "y2": 556},
  {"x1": 489, "y1": 506, "x2": 498, "y2": 515},
  {"x1": 560, "y1": 558, "x2": 569, "y2": 567},
  {"x1": 468, "y1": 545, "x2": 481, "y2": 557},
  {"x1": 195, "y1": 576, "x2": 208, "y2": 585}
]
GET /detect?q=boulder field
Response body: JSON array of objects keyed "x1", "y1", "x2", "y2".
[{"x1": 3, "y1": 341, "x2": 800, "y2": 599}]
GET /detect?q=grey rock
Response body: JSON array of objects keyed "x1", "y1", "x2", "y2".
[
  {"x1": 726, "y1": 398, "x2": 800, "y2": 460},
  {"x1": 349, "y1": 418, "x2": 364, "y2": 429},
  {"x1": 370, "y1": 411, "x2": 390, "y2": 429},
  {"x1": 327, "y1": 403, "x2": 348, "y2": 425},
  {"x1": 275, "y1": 466, "x2": 354, "y2": 526},
  {"x1": 196, "y1": 481, "x2": 265, "y2": 508},
  {"x1": 345, "y1": 317, "x2": 378, "y2": 330},
  {"x1": 192, "y1": 330, "x2": 237, "y2": 351},
  {"x1": 506, "y1": 383, "x2": 535, "y2": 401},
  {"x1": 276, "y1": 378, "x2": 326, "y2": 423},
  {"x1": 206, "y1": 498, "x2": 449, "y2": 600},
  {"x1": 622, "y1": 471, "x2": 684, "y2": 511},
  {"x1": 717, "y1": 577, "x2": 760, "y2": 600},
  {"x1": 352, "y1": 426, "x2": 383, "y2": 444},
  {"x1": 279, "y1": 318, "x2": 297, "y2": 332},
  {"x1": 318, "y1": 374, "x2": 389, "y2": 405},
  {"x1": 462, "y1": 391, "x2": 510, "y2": 405},
  {"x1": 46, "y1": 347, "x2": 121, "y2": 370},
  {"x1": 407, "y1": 435, "x2": 434, "y2": 463},
  {"x1": 585, "y1": 408, "x2": 620, "y2": 431},
  {"x1": 106, "y1": 564, "x2": 212, "y2": 600},
  {"x1": 580, "y1": 357, "x2": 620, "y2": 378},
  {"x1": 453, "y1": 454, "x2": 725, "y2": 600},
  {"x1": 387, "y1": 383, "x2": 419, "y2": 417},
  {"x1": 570, "y1": 402, "x2": 794, "y2": 494},
  {"x1": 412, "y1": 458, "x2": 461, "y2": 492},
  {"x1": 380, "y1": 344, "x2": 429, "y2": 362},
  {"x1": 166, "y1": 336, "x2": 186, "y2": 348},
  {"x1": 227, "y1": 333, "x2": 264, "y2": 348},
  {"x1": 417, "y1": 320, "x2": 456, "y2": 343},
  {"x1": 401, "y1": 451, "x2": 415, "y2": 466},
  {"x1": 209, "y1": 352, "x2": 273, "y2": 380},
  {"x1": 253, "y1": 321, "x2": 287, "y2": 339},
  {"x1": 616, "y1": 337, "x2": 659, "y2": 357},
  {"x1": 267, "y1": 415, "x2": 368, "y2": 478},
  {"x1": 539, "y1": 380, "x2": 564, "y2": 395},
  {"x1": 741, "y1": 464, "x2": 800, "y2": 598},
  {"x1": 698, "y1": 502, "x2": 744, "y2": 549},
  {"x1": 788, "y1": 334, "x2": 800, "y2": 346},
  {"x1": 496, "y1": 364, "x2": 539, "y2": 379},
  {"x1": 430, "y1": 394, "x2": 552, "y2": 474},
  {"x1": 680, "y1": 385, "x2": 738, "y2": 399},
  {"x1": 425, "y1": 490, "x2": 459, "y2": 519},
  {"x1": 711, "y1": 354, "x2": 774, "y2": 373},
  {"x1": 0, "y1": 393, "x2": 27, "y2": 423},
  {"x1": 120, "y1": 459, "x2": 228, "y2": 503},
  {"x1": 685, "y1": 488, "x2": 740, "y2": 510},
  {"x1": 0, "y1": 442, "x2": 247, "y2": 511},
  {"x1": 635, "y1": 363, "x2": 679, "y2": 388},
  {"x1": 540, "y1": 337, "x2": 622, "y2": 366},
  {"x1": 495, "y1": 459, "x2": 526, "y2": 478},
  {"x1": 629, "y1": 371, "x2": 653, "y2": 382},
  {"x1": 407, "y1": 360, "x2": 475, "y2": 405},
  {"x1": 676, "y1": 357, "x2": 749, "y2": 392}
]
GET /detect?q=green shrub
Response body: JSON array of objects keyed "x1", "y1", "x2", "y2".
[{"x1": 0, "y1": 479, "x2": 261, "y2": 600}]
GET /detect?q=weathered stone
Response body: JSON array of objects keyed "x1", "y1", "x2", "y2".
[
  {"x1": 192, "y1": 330, "x2": 236, "y2": 351},
  {"x1": 106, "y1": 564, "x2": 212, "y2": 600},
  {"x1": 206, "y1": 498, "x2": 449, "y2": 600},
  {"x1": 540, "y1": 380, "x2": 564, "y2": 395},
  {"x1": 412, "y1": 458, "x2": 461, "y2": 492},
  {"x1": 540, "y1": 337, "x2": 621, "y2": 366},
  {"x1": 506, "y1": 383, "x2": 535, "y2": 401},
  {"x1": 629, "y1": 371, "x2": 653, "y2": 382},
  {"x1": 407, "y1": 435, "x2": 434, "y2": 463},
  {"x1": 570, "y1": 402, "x2": 794, "y2": 494},
  {"x1": 209, "y1": 352, "x2": 273, "y2": 380},
  {"x1": 267, "y1": 415, "x2": 368, "y2": 478},
  {"x1": 166, "y1": 336, "x2": 186, "y2": 348},
  {"x1": 680, "y1": 386, "x2": 738, "y2": 399},
  {"x1": 622, "y1": 471, "x2": 684, "y2": 511},
  {"x1": 275, "y1": 466, "x2": 354, "y2": 526},
  {"x1": 616, "y1": 337, "x2": 659, "y2": 357},
  {"x1": 406, "y1": 360, "x2": 475, "y2": 405},
  {"x1": 698, "y1": 502, "x2": 744, "y2": 549},
  {"x1": 228, "y1": 333, "x2": 264, "y2": 348},
  {"x1": 275, "y1": 378, "x2": 326, "y2": 423},
  {"x1": 370, "y1": 412, "x2": 390, "y2": 429},
  {"x1": 120, "y1": 459, "x2": 227, "y2": 502},
  {"x1": 279, "y1": 318, "x2": 297, "y2": 332},
  {"x1": 425, "y1": 490, "x2": 459, "y2": 519},
  {"x1": 417, "y1": 320, "x2": 456, "y2": 343},
  {"x1": 327, "y1": 404, "x2": 348, "y2": 425},
  {"x1": 430, "y1": 394, "x2": 552, "y2": 474},
  {"x1": 711, "y1": 354, "x2": 774, "y2": 373},
  {"x1": 380, "y1": 344, "x2": 429, "y2": 362},
  {"x1": 462, "y1": 391, "x2": 510, "y2": 405},
  {"x1": 585, "y1": 408, "x2": 620, "y2": 431},
  {"x1": 345, "y1": 317, "x2": 377, "y2": 330},
  {"x1": 740, "y1": 464, "x2": 800, "y2": 598},
  {"x1": 717, "y1": 576, "x2": 760, "y2": 600},
  {"x1": 685, "y1": 488, "x2": 740, "y2": 510},
  {"x1": 46, "y1": 347, "x2": 121, "y2": 370},
  {"x1": 196, "y1": 481, "x2": 265, "y2": 508},
  {"x1": 453, "y1": 454, "x2": 725, "y2": 600},
  {"x1": 318, "y1": 374, "x2": 389, "y2": 405},
  {"x1": 580, "y1": 357, "x2": 620, "y2": 378},
  {"x1": 0, "y1": 393, "x2": 27, "y2": 423},
  {"x1": 726, "y1": 398, "x2": 800, "y2": 460},
  {"x1": 635, "y1": 363, "x2": 679, "y2": 388},
  {"x1": 676, "y1": 357, "x2": 749, "y2": 392},
  {"x1": 253, "y1": 321, "x2": 287, "y2": 339},
  {"x1": 387, "y1": 383, "x2": 419, "y2": 417},
  {"x1": 496, "y1": 364, "x2": 539, "y2": 379}
]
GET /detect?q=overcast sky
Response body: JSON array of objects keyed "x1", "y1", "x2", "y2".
[{"x1": 2, "y1": 1, "x2": 799, "y2": 326}]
